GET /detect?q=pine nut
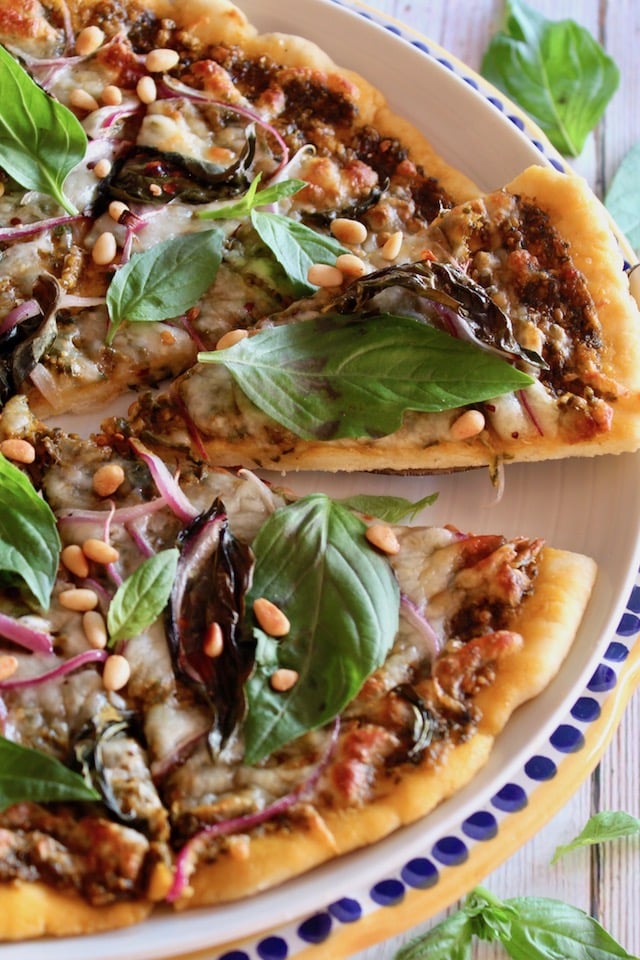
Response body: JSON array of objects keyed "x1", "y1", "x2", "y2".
[
  {"x1": 365, "y1": 523, "x2": 400, "y2": 555},
  {"x1": 136, "y1": 75, "x2": 157, "y2": 104},
  {"x1": 145, "y1": 48, "x2": 180, "y2": 72},
  {"x1": 149, "y1": 183, "x2": 163, "y2": 196},
  {"x1": 59, "y1": 587, "x2": 99, "y2": 612},
  {"x1": 216, "y1": 329, "x2": 248, "y2": 351},
  {"x1": 203, "y1": 622, "x2": 224, "y2": 658},
  {"x1": 270, "y1": 667, "x2": 299, "y2": 692},
  {"x1": 330, "y1": 218, "x2": 367, "y2": 245},
  {"x1": 307, "y1": 263, "x2": 344, "y2": 288},
  {"x1": 102, "y1": 653, "x2": 131, "y2": 692},
  {"x1": 108, "y1": 200, "x2": 129, "y2": 222},
  {"x1": 0, "y1": 438, "x2": 35, "y2": 464},
  {"x1": 93, "y1": 157, "x2": 112, "y2": 179},
  {"x1": 253, "y1": 597, "x2": 290, "y2": 637},
  {"x1": 449, "y1": 409, "x2": 486, "y2": 441},
  {"x1": 0, "y1": 654, "x2": 18, "y2": 681},
  {"x1": 101, "y1": 84, "x2": 123, "y2": 106},
  {"x1": 335, "y1": 253, "x2": 366, "y2": 278},
  {"x1": 83, "y1": 610, "x2": 108, "y2": 649},
  {"x1": 381, "y1": 231, "x2": 403, "y2": 261},
  {"x1": 69, "y1": 88, "x2": 100, "y2": 112},
  {"x1": 75, "y1": 25, "x2": 105, "y2": 56},
  {"x1": 92, "y1": 231, "x2": 118, "y2": 266},
  {"x1": 82, "y1": 538, "x2": 119, "y2": 565},
  {"x1": 93, "y1": 463, "x2": 125, "y2": 497},
  {"x1": 61, "y1": 543, "x2": 90, "y2": 579}
]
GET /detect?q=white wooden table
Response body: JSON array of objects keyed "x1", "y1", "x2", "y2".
[{"x1": 348, "y1": 2, "x2": 640, "y2": 957}]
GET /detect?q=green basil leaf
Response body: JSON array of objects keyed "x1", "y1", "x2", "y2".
[
  {"x1": 393, "y1": 910, "x2": 473, "y2": 960},
  {"x1": 464, "y1": 886, "x2": 518, "y2": 943},
  {"x1": 504, "y1": 897, "x2": 638, "y2": 960},
  {"x1": 0, "y1": 452, "x2": 60, "y2": 609},
  {"x1": 250, "y1": 209, "x2": 348, "y2": 293},
  {"x1": 605, "y1": 142, "x2": 640, "y2": 254},
  {"x1": 0, "y1": 736, "x2": 99, "y2": 811},
  {"x1": 107, "y1": 548, "x2": 179, "y2": 644},
  {"x1": 242, "y1": 494, "x2": 400, "y2": 763},
  {"x1": 105, "y1": 229, "x2": 224, "y2": 344},
  {"x1": 197, "y1": 174, "x2": 306, "y2": 220},
  {"x1": 199, "y1": 313, "x2": 534, "y2": 441},
  {"x1": 0, "y1": 45, "x2": 87, "y2": 214},
  {"x1": 339, "y1": 492, "x2": 438, "y2": 523},
  {"x1": 480, "y1": 0, "x2": 619, "y2": 156},
  {"x1": 551, "y1": 811, "x2": 640, "y2": 864}
]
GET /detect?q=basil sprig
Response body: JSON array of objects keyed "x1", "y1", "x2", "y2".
[
  {"x1": 107, "y1": 548, "x2": 179, "y2": 644},
  {"x1": 552, "y1": 810, "x2": 640, "y2": 864},
  {"x1": 250, "y1": 210, "x2": 348, "y2": 293},
  {"x1": 395, "y1": 885, "x2": 638, "y2": 960},
  {"x1": 0, "y1": 453, "x2": 60, "y2": 609},
  {"x1": 480, "y1": 0, "x2": 619, "y2": 157},
  {"x1": 196, "y1": 173, "x2": 306, "y2": 221},
  {"x1": 199, "y1": 313, "x2": 534, "y2": 441},
  {"x1": 0, "y1": 45, "x2": 87, "y2": 214},
  {"x1": 106, "y1": 230, "x2": 224, "y2": 344},
  {"x1": 0, "y1": 736, "x2": 99, "y2": 811},
  {"x1": 242, "y1": 494, "x2": 400, "y2": 764}
]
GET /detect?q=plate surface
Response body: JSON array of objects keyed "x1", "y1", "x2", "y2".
[{"x1": 5, "y1": 1, "x2": 640, "y2": 958}]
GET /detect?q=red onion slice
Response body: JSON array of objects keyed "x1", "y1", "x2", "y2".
[
  {"x1": 0, "y1": 649, "x2": 108, "y2": 690},
  {"x1": 0, "y1": 613, "x2": 54, "y2": 654}
]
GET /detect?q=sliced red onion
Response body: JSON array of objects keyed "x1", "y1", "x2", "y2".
[
  {"x1": 28, "y1": 363, "x2": 60, "y2": 408},
  {"x1": 517, "y1": 389, "x2": 544, "y2": 437},
  {"x1": 0, "y1": 649, "x2": 108, "y2": 690},
  {"x1": 0, "y1": 214, "x2": 89, "y2": 244},
  {"x1": 57, "y1": 294, "x2": 106, "y2": 311},
  {"x1": 400, "y1": 594, "x2": 441, "y2": 659},
  {"x1": 130, "y1": 438, "x2": 199, "y2": 523},
  {"x1": 0, "y1": 299, "x2": 42, "y2": 337},
  {"x1": 166, "y1": 718, "x2": 340, "y2": 902},
  {"x1": 0, "y1": 613, "x2": 54, "y2": 654},
  {"x1": 173, "y1": 394, "x2": 209, "y2": 461},
  {"x1": 57, "y1": 497, "x2": 168, "y2": 528},
  {"x1": 159, "y1": 76, "x2": 289, "y2": 177}
]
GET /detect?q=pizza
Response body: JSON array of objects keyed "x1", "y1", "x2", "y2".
[
  {"x1": 0, "y1": 394, "x2": 596, "y2": 939},
  {"x1": 0, "y1": 0, "x2": 626, "y2": 948}
]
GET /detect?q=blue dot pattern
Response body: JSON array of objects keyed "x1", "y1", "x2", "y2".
[{"x1": 201, "y1": 4, "x2": 640, "y2": 956}]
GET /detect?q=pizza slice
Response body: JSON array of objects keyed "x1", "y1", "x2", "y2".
[
  {"x1": 0, "y1": 394, "x2": 596, "y2": 939},
  {"x1": 127, "y1": 163, "x2": 640, "y2": 473},
  {"x1": 0, "y1": 0, "x2": 477, "y2": 417}
]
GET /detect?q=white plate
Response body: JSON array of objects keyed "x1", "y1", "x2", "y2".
[{"x1": 6, "y1": 2, "x2": 640, "y2": 958}]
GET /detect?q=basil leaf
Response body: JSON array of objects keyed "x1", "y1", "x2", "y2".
[
  {"x1": 394, "y1": 911, "x2": 474, "y2": 960},
  {"x1": 480, "y1": 0, "x2": 619, "y2": 156},
  {"x1": 504, "y1": 897, "x2": 638, "y2": 960},
  {"x1": 0, "y1": 736, "x2": 99, "y2": 811},
  {"x1": 107, "y1": 548, "x2": 179, "y2": 644},
  {"x1": 605, "y1": 142, "x2": 640, "y2": 254},
  {"x1": 250, "y1": 209, "x2": 348, "y2": 293},
  {"x1": 197, "y1": 174, "x2": 306, "y2": 220},
  {"x1": 105, "y1": 229, "x2": 224, "y2": 344},
  {"x1": 242, "y1": 494, "x2": 400, "y2": 763},
  {"x1": 551, "y1": 811, "x2": 640, "y2": 864},
  {"x1": 0, "y1": 452, "x2": 60, "y2": 609},
  {"x1": 340, "y1": 492, "x2": 438, "y2": 523},
  {"x1": 0, "y1": 45, "x2": 87, "y2": 214},
  {"x1": 199, "y1": 313, "x2": 534, "y2": 441}
]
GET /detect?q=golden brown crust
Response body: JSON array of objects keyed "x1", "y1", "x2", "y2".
[{"x1": 181, "y1": 546, "x2": 597, "y2": 908}]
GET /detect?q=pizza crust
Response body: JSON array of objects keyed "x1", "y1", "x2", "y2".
[{"x1": 180, "y1": 546, "x2": 596, "y2": 908}]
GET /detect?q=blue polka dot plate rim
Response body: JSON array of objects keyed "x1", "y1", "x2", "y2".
[{"x1": 10, "y1": 1, "x2": 640, "y2": 959}]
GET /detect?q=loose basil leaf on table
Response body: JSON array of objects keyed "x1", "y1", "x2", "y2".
[
  {"x1": 107, "y1": 548, "x2": 179, "y2": 644},
  {"x1": 0, "y1": 453, "x2": 61, "y2": 609},
  {"x1": 480, "y1": 0, "x2": 619, "y2": 156},
  {"x1": 105, "y1": 229, "x2": 224, "y2": 344},
  {"x1": 0, "y1": 736, "x2": 99, "y2": 811},
  {"x1": 551, "y1": 810, "x2": 640, "y2": 864},
  {"x1": 0, "y1": 45, "x2": 87, "y2": 214},
  {"x1": 242, "y1": 494, "x2": 400, "y2": 764},
  {"x1": 250, "y1": 209, "x2": 348, "y2": 294},
  {"x1": 605, "y1": 141, "x2": 640, "y2": 255},
  {"x1": 199, "y1": 312, "x2": 534, "y2": 441}
]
